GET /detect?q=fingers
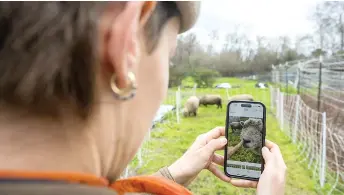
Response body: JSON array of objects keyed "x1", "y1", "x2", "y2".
[
  {"x1": 230, "y1": 179, "x2": 258, "y2": 188},
  {"x1": 204, "y1": 127, "x2": 225, "y2": 143},
  {"x1": 208, "y1": 163, "x2": 231, "y2": 182},
  {"x1": 265, "y1": 139, "x2": 284, "y2": 160},
  {"x1": 265, "y1": 139, "x2": 280, "y2": 153},
  {"x1": 262, "y1": 140, "x2": 284, "y2": 164},
  {"x1": 264, "y1": 139, "x2": 276, "y2": 149},
  {"x1": 212, "y1": 154, "x2": 224, "y2": 166},
  {"x1": 202, "y1": 137, "x2": 227, "y2": 156},
  {"x1": 262, "y1": 146, "x2": 272, "y2": 162}
]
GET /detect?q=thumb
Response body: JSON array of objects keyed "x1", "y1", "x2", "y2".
[
  {"x1": 203, "y1": 138, "x2": 227, "y2": 155},
  {"x1": 262, "y1": 146, "x2": 272, "y2": 162}
]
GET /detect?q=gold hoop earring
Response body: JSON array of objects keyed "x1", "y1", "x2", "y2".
[{"x1": 110, "y1": 72, "x2": 137, "y2": 101}]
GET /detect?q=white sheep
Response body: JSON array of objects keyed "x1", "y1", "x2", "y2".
[
  {"x1": 228, "y1": 94, "x2": 254, "y2": 102},
  {"x1": 182, "y1": 96, "x2": 200, "y2": 117}
]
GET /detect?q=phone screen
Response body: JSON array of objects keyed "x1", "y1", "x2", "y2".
[{"x1": 224, "y1": 101, "x2": 266, "y2": 180}]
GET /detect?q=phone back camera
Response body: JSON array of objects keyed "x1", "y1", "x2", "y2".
[{"x1": 241, "y1": 104, "x2": 252, "y2": 108}]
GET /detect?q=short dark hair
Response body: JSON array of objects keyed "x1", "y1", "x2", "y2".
[{"x1": 0, "y1": 2, "x2": 180, "y2": 119}]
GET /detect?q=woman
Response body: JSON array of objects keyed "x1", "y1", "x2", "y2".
[{"x1": 0, "y1": 1, "x2": 287, "y2": 195}]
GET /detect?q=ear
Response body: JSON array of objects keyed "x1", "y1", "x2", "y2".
[
  {"x1": 102, "y1": 1, "x2": 156, "y2": 89},
  {"x1": 258, "y1": 119, "x2": 263, "y2": 132},
  {"x1": 240, "y1": 121, "x2": 244, "y2": 127}
]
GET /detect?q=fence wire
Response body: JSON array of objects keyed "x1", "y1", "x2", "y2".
[{"x1": 271, "y1": 55, "x2": 344, "y2": 194}]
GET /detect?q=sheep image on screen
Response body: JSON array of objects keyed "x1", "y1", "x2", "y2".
[
  {"x1": 229, "y1": 121, "x2": 244, "y2": 135},
  {"x1": 240, "y1": 118, "x2": 263, "y2": 155}
]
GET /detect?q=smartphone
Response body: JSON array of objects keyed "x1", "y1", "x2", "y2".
[{"x1": 224, "y1": 100, "x2": 266, "y2": 181}]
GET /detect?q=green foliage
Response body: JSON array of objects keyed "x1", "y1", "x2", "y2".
[
  {"x1": 181, "y1": 76, "x2": 195, "y2": 88},
  {"x1": 311, "y1": 48, "x2": 327, "y2": 57},
  {"x1": 168, "y1": 65, "x2": 186, "y2": 87},
  {"x1": 191, "y1": 68, "x2": 220, "y2": 88},
  {"x1": 336, "y1": 50, "x2": 344, "y2": 55}
]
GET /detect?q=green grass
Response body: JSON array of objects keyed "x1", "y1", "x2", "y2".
[{"x1": 130, "y1": 77, "x2": 322, "y2": 195}]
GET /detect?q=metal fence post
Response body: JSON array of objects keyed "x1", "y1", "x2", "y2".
[
  {"x1": 138, "y1": 147, "x2": 143, "y2": 167},
  {"x1": 294, "y1": 62, "x2": 300, "y2": 90},
  {"x1": 317, "y1": 55, "x2": 323, "y2": 112},
  {"x1": 124, "y1": 166, "x2": 129, "y2": 178},
  {"x1": 270, "y1": 86, "x2": 274, "y2": 110},
  {"x1": 280, "y1": 92, "x2": 284, "y2": 130},
  {"x1": 285, "y1": 62, "x2": 289, "y2": 95},
  {"x1": 320, "y1": 112, "x2": 327, "y2": 188},
  {"x1": 276, "y1": 88, "x2": 280, "y2": 118},
  {"x1": 292, "y1": 95, "x2": 300, "y2": 143},
  {"x1": 192, "y1": 84, "x2": 197, "y2": 96},
  {"x1": 176, "y1": 87, "x2": 181, "y2": 124}
]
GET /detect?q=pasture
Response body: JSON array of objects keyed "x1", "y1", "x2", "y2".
[{"x1": 130, "y1": 78, "x2": 319, "y2": 195}]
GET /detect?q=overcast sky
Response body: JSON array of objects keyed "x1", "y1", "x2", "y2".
[{"x1": 185, "y1": 0, "x2": 322, "y2": 51}]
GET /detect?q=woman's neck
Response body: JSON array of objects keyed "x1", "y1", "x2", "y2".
[{"x1": 0, "y1": 110, "x2": 103, "y2": 177}]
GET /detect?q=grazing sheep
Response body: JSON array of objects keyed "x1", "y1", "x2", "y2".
[
  {"x1": 255, "y1": 82, "x2": 268, "y2": 88},
  {"x1": 229, "y1": 121, "x2": 244, "y2": 134},
  {"x1": 182, "y1": 96, "x2": 200, "y2": 117},
  {"x1": 228, "y1": 94, "x2": 254, "y2": 102},
  {"x1": 227, "y1": 140, "x2": 243, "y2": 157},
  {"x1": 240, "y1": 118, "x2": 264, "y2": 155},
  {"x1": 199, "y1": 95, "x2": 222, "y2": 109}
]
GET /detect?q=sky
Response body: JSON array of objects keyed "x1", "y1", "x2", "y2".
[{"x1": 185, "y1": 0, "x2": 322, "y2": 51}]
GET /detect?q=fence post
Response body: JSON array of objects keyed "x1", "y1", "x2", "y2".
[
  {"x1": 148, "y1": 127, "x2": 151, "y2": 140},
  {"x1": 270, "y1": 86, "x2": 274, "y2": 110},
  {"x1": 292, "y1": 95, "x2": 300, "y2": 143},
  {"x1": 320, "y1": 112, "x2": 327, "y2": 188},
  {"x1": 193, "y1": 84, "x2": 197, "y2": 96},
  {"x1": 294, "y1": 62, "x2": 300, "y2": 90},
  {"x1": 285, "y1": 62, "x2": 289, "y2": 95},
  {"x1": 226, "y1": 88, "x2": 230, "y2": 100},
  {"x1": 138, "y1": 147, "x2": 143, "y2": 167},
  {"x1": 317, "y1": 55, "x2": 323, "y2": 112},
  {"x1": 276, "y1": 88, "x2": 280, "y2": 118},
  {"x1": 176, "y1": 87, "x2": 181, "y2": 124},
  {"x1": 124, "y1": 166, "x2": 129, "y2": 178},
  {"x1": 280, "y1": 92, "x2": 284, "y2": 130}
]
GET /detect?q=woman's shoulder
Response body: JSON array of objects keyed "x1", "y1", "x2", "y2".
[
  {"x1": 0, "y1": 182, "x2": 119, "y2": 195},
  {"x1": 0, "y1": 176, "x2": 187, "y2": 195}
]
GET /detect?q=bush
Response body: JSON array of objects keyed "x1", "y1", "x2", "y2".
[
  {"x1": 181, "y1": 76, "x2": 195, "y2": 88},
  {"x1": 169, "y1": 66, "x2": 185, "y2": 87},
  {"x1": 191, "y1": 68, "x2": 220, "y2": 88}
]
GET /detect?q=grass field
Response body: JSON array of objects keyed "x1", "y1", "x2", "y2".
[{"x1": 130, "y1": 78, "x2": 319, "y2": 195}]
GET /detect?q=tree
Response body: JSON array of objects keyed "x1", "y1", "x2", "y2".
[{"x1": 191, "y1": 68, "x2": 220, "y2": 88}]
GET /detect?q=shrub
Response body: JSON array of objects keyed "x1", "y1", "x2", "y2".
[
  {"x1": 169, "y1": 66, "x2": 185, "y2": 87},
  {"x1": 191, "y1": 68, "x2": 220, "y2": 88}
]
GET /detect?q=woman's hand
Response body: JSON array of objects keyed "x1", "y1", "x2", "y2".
[
  {"x1": 229, "y1": 140, "x2": 287, "y2": 195},
  {"x1": 168, "y1": 127, "x2": 231, "y2": 186}
]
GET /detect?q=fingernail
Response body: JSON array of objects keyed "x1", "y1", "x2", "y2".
[{"x1": 220, "y1": 138, "x2": 227, "y2": 144}]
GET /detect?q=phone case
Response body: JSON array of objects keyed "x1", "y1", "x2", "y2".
[{"x1": 223, "y1": 100, "x2": 266, "y2": 181}]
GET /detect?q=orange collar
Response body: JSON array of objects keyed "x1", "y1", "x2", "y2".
[{"x1": 0, "y1": 170, "x2": 192, "y2": 195}]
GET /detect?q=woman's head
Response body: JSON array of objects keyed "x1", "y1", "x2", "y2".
[{"x1": 0, "y1": 1, "x2": 200, "y2": 179}]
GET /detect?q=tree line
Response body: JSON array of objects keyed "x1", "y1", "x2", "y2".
[{"x1": 169, "y1": 1, "x2": 344, "y2": 87}]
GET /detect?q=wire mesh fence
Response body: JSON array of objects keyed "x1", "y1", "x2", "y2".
[{"x1": 271, "y1": 55, "x2": 344, "y2": 194}]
